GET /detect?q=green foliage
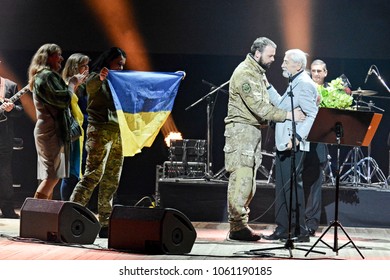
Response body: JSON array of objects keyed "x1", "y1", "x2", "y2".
[{"x1": 318, "y1": 78, "x2": 353, "y2": 109}]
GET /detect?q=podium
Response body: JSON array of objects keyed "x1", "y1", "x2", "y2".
[{"x1": 305, "y1": 108, "x2": 382, "y2": 258}]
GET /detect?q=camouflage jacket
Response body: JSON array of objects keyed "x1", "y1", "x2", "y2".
[
  {"x1": 86, "y1": 72, "x2": 119, "y2": 130},
  {"x1": 224, "y1": 54, "x2": 287, "y2": 126}
]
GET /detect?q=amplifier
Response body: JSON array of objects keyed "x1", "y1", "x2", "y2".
[
  {"x1": 163, "y1": 161, "x2": 206, "y2": 178},
  {"x1": 169, "y1": 139, "x2": 206, "y2": 163}
]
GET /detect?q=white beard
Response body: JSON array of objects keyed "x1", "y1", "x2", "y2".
[{"x1": 282, "y1": 70, "x2": 291, "y2": 78}]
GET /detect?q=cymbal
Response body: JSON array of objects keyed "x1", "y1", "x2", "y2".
[
  {"x1": 352, "y1": 89, "x2": 377, "y2": 96},
  {"x1": 353, "y1": 106, "x2": 371, "y2": 111}
]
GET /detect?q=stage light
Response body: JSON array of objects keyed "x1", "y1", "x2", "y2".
[
  {"x1": 85, "y1": 0, "x2": 181, "y2": 141},
  {"x1": 277, "y1": 0, "x2": 312, "y2": 52},
  {"x1": 84, "y1": 0, "x2": 150, "y2": 71},
  {"x1": 164, "y1": 132, "x2": 183, "y2": 147}
]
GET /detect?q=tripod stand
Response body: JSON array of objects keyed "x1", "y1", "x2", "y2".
[
  {"x1": 340, "y1": 100, "x2": 387, "y2": 187},
  {"x1": 304, "y1": 108, "x2": 382, "y2": 258},
  {"x1": 305, "y1": 122, "x2": 364, "y2": 258},
  {"x1": 339, "y1": 146, "x2": 365, "y2": 185}
]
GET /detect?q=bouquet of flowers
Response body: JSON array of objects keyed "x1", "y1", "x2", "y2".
[{"x1": 317, "y1": 77, "x2": 353, "y2": 109}]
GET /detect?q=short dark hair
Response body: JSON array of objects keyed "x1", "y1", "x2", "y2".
[
  {"x1": 250, "y1": 37, "x2": 277, "y2": 55},
  {"x1": 311, "y1": 59, "x2": 327, "y2": 71}
]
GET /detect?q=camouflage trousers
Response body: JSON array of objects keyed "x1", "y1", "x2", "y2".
[
  {"x1": 224, "y1": 123, "x2": 262, "y2": 231},
  {"x1": 70, "y1": 124, "x2": 124, "y2": 227}
]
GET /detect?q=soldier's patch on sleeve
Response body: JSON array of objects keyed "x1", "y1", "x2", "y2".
[{"x1": 242, "y1": 83, "x2": 251, "y2": 93}]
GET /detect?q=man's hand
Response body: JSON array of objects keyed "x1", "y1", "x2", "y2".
[
  {"x1": 2, "y1": 99, "x2": 15, "y2": 112},
  {"x1": 286, "y1": 108, "x2": 306, "y2": 122},
  {"x1": 286, "y1": 138, "x2": 300, "y2": 150}
]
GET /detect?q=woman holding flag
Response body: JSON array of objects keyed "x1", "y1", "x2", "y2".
[{"x1": 70, "y1": 47, "x2": 127, "y2": 238}]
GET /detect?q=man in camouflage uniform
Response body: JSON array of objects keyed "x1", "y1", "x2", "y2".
[{"x1": 224, "y1": 37, "x2": 305, "y2": 241}]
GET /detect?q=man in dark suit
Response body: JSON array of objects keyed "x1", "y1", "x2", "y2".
[
  {"x1": 263, "y1": 49, "x2": 319, "y2": 242},
  {"x1": 0, "y1": 75, "x2": 23, "y2": 218},
  {"x1": 303, "y1": 59, "x2": 330, "y2": 236}
]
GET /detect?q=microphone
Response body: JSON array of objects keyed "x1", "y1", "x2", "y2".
[{"x1": 364, "y1": 66, "x2": 373, "y2": 84}]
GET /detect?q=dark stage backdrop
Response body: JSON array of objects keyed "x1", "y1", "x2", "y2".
[{"x1": 1, "y1": 0, "x2": 390, "y2": 205}]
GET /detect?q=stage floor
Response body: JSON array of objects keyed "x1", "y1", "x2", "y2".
[
  {"x1": 2, "y1": 178, "x2": 389, "y2": 261},
  {"x1": 1, "y1": 217, "x2": 390, "y2": 260}
]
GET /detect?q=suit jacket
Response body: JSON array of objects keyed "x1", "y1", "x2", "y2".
[
  {"x1": 268, "y1": 71, "x2": 318, "y2": 152},
  {"x1": 0, "y1": 78, "x2": 23, "y2": 153}
]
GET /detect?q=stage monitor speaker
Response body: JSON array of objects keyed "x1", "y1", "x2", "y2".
[
  {"x1": 20, "y1": 198, "x2": 101, "y2": 244},
  {"x1": 108, "y1": 206, "x2": 196, "y2": 254}
]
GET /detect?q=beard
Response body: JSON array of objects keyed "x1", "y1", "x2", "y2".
[
  {"x1": 259, "y1": 57, "x2": 272, "y2": 69},
  {"x1": 282, "y1": 69, "x2": 291, "y2": 78}
]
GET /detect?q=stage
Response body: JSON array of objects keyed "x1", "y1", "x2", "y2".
[
  {"x1": 2, "y1": 163, "x2": 390, "y2": 261},
  {"x1": 2, "y1": 179, "x2": 390, "y2": 261},
  {"x1": 1, "y1": 217, "x2": 390, "y2": 260},
  {"x1": 158, "y1": 178, "x2": 390, "y2": 228}
]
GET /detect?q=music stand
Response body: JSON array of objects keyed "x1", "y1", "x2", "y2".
[{"x1": 305, "y1": 108, "x2": 382, "y2": 259}]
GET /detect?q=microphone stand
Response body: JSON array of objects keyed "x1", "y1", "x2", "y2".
[
  {"x1": 250, "y1": 76, "x2": 324, "y2": 257},
  {"x1": 371, "y1": 66, "x2": 390, "y2": 93},
  {"x1": 185, "y1": 80, "x2": 229, "y2": 179}
]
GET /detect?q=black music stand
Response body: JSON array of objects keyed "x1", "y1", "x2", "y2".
[{"x1": 304, "y1": 108, "x2": 382, "y2": 259}]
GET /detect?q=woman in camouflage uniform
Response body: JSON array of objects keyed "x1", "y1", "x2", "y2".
[{"x1": 70, "y1": 47, "x2": 127, "y2": 238}]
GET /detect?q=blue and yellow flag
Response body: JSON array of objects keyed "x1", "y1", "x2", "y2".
[{"x1": 107, "y1": 70, "x2": 185, "y2": 156}]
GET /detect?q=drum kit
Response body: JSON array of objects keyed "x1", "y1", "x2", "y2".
[{"x1": 339, "y1": 88, "x2": 389, "y2": 188}]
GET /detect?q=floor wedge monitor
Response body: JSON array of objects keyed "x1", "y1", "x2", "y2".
[
  {"x1": 108, "y1": 206, "x2": 196, "y2": 254},
  {"x1": 20, "y1": 198, "x2": 100, "y2": 244}
]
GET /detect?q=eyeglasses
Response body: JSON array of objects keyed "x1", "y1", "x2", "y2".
[{"x1": 311, "y1": 69, "x2": 324, "y2": 73}]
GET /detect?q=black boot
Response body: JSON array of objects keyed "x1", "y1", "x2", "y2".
[
  {"x1": 99, "y1": 226, "x2": 109, "y2": 238},
  {"x1": 229, "y1": 226, "x2": 261, "y2": 241}
]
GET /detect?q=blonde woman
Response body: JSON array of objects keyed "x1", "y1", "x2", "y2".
[
  {"x1": 60, "y1": 53, "x2": 90, "y2": 200},
  {"x1": 28, "y1": 44, "x2": 86, "y2": 199}
]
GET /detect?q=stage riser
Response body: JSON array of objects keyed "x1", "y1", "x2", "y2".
[{"x1": 159, "y1": 180, "x2": 390, "y2": 228}]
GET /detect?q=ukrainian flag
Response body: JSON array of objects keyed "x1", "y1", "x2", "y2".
[{"x1": 107, "y1": 70, "x2": 185, "y2": 156}]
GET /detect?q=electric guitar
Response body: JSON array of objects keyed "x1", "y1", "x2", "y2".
[{"x1": 0, "y1": 86, "x2": 30, "y2": 122}]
